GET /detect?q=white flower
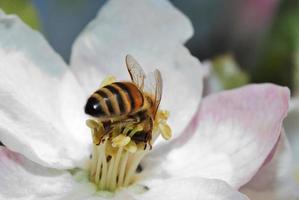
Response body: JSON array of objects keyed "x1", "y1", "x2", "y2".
[{"x1": 0, "y1": 0, "x2": 297, "y2": 199}]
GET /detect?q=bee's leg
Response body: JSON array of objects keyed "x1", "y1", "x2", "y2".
[
  {"x1": 98, "y1": 134, "x2": 107, "y2": 144},
  {"x1": 110, "y1": 118, "x2": 137, "y2": 129},
  {"x1": 96, "y1": 121, "x2": 110, "y2": 145},
  {"x1": 146, "y1": 118, "x2": 153, "y2": 150},
  {"x1": 142, "y1": 131, "x2": 152, "y2": 150},
  {"x1": 142, "y1": 141, "x2": 152, "y2": 150},
  {"x1": 143, "y1": 142, "x2": 152, "y2": 150},
  {"x1": 148, "y1": 141, "x2": 152, "y2": 150},
  {"x1": 114, "y1": 111, "x2": 147, "y2": 133},
  {"x1": 86, "y1": 119, "x2": 107, "y2": 145},
  {"x1": 146, "y1": 136, "x2": 152, "y2": 150}
]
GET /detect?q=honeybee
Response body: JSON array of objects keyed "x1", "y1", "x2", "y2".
[{"x1": 85, "y1": 55, "x2": 162, "y2": 148}]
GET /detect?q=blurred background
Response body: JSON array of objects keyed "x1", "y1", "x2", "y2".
[
  {"x1": 1, "y1": 0, "x2": 299, "y2": 175},
  {"x1": 2, "y1": 0, "x2": 299, "y2": 93}
]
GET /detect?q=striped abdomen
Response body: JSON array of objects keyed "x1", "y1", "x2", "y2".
[{"x1": 85, "y1": 82, "x2": 144, "y2": 118}]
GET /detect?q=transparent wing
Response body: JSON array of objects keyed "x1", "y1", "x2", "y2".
[
  {"x1": 144, "y1": 69, "x2": 163, "y2": 118},
  {"x1": 125, "y1": 55, "x2": 146, "y2": 89}
]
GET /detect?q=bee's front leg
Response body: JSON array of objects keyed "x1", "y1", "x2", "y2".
[{"x1": 143, "y1": 139, "x2": 152, "y2": 150}]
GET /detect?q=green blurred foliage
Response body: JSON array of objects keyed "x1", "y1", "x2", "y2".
[
  {"x1": 251, "y1": 0, "x2": 299, "y2": 91},
  {"x1": 212, "y1": 54, "x2": 250, "y2": 89},
  {"x1": 0, "y1": 0, "x2": 40, "y2": 30},
  {"x1": 294, "y1": 52, "x2": 299, "y2": 93}
]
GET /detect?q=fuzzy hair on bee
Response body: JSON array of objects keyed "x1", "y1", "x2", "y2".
[{"x1": 84, "y1": 55, "x2": 163, "y2": 147}]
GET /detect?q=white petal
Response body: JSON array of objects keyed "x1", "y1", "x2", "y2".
[
  {"x1": 0, "y1": 147, "x2": 96, "y2": 200},
  {"x1": 0, "y1": 146, "x2": 248, "y2": 200},
  {"x1": 0, "y1": 11, "x2": 90, "y2": 168},
  {"x1": 71, "y1": 0, "x2": 204, "y2": 138},
  {"x1": 58, "y1": 72, "x2": 91, "y2": 164},
  {"x1": 240, "y1": 131, "x2": 299, "y2": 200},
  {"x1": 136, "y1": 178, "x2": 248, "y2": 200},
  {"x1": 147, "y1": 84, "x2": 289, "y2": 188}
]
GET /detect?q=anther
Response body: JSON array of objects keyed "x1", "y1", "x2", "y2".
[
  {"x1": 86, "y1": 109, "x2": 172, "y2": 191},
  {"x1": 124, "y1": 141, "x2": 137, "y2": 153},
  {"x1": 160, "y1": 123, "x2": 172, "y2": 140},
  {"x1": 112, "y1": 134, "x2": 130, "y2": 147},
  {"x1": 86, "y1": 119, "x2": 98, "y2": 129}
]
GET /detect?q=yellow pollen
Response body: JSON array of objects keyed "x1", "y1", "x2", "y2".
[
  {"x1": 112, "y1": 134, "x2": 131, "y2": 147},
  {"x1": 87, "y1": 110, "x2": 171, "y2": 191},
  {"x1": 100, "y1": 75, "x2": 117, "y2": 87},
  {"x1": 159, "y1": 123, "x2": 172, "y2": 140},
  {"x1": 124, "y1": 141, "x2": 137, "y2": 153}
]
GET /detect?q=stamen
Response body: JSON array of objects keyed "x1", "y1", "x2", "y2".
[
  {"x1": 159, "y1": 123, "x2": 172, "y2": 140},
  {"x1": 124, "y1": 141, "x2": 137, "y2": 153},
  {"x1": 87, "y1": 110, "x2": 171, "y2": 191},
  {"x1": 112, "y1": 134, "x2": 130, "y2": 147}
]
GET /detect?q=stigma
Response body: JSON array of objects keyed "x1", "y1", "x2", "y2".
[{"x1": 86, "y1": 110, "x2": 171, "y2": 192}]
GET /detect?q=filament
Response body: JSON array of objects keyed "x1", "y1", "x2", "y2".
[{"x1": 86, "y1": 110, "x2": 171, "y2": 192}]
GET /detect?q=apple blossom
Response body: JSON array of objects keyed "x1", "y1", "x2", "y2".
[{"x1": 0, "y1": 0, "x2": 297, "y2": 199}]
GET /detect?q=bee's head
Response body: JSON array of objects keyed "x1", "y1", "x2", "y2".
[{"x1": 85, "y1": 97, "x2": 105, "y2": 117}]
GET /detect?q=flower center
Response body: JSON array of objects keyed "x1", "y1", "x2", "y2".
[{"x1": 86, "y1": 110, "x2": 171, "y2": 192}]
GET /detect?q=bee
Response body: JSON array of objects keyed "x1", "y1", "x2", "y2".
[{"x1": 85, "y1": 55, "x2": 162, "y2": 148}]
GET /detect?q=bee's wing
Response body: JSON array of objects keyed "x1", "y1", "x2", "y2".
[
  {"x1": 144, "y1": 69, "x2": 163, "y2": 118},
  {"x1": 126, "y1": 55, "x2": 146, "y2": 89}
]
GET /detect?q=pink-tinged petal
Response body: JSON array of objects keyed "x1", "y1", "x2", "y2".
[
  {"x1": 148, "y1": 84, "x2": 289, "y2": 188},
  {"x1": 0, "y1": 11, "x2": 90, "y2": 169},
  {"x1": 0, "y1": 147, "x2": 96, "y2": 200},
  {"x1": 240, "y1": 131, "x2": 299, "y2": 200},
  {"x1": 136, "y1": 177, "x2": 248, "y2": 200},
  {"x1": 71, "y1": 0, "x2": 204, "y2": 139}
]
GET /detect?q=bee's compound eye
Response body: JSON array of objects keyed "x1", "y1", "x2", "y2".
[{"x1": 85, "y1": 97, "x2": 105, "y2": 117}]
